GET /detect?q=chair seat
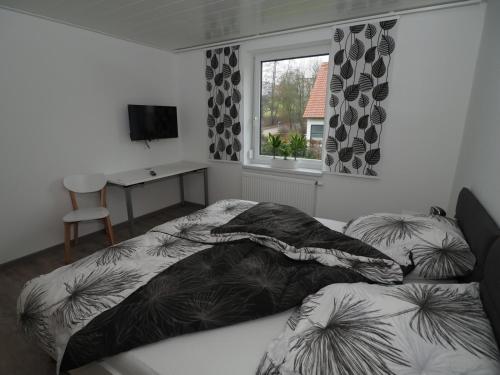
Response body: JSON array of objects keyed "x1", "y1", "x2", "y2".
[{"x1": 63, "y1": 207, "x2": 110, "y2": 222}]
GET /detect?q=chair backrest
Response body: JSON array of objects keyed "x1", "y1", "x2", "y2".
[{"x1": 63, "y1": 174, "x2": 107, "y2": 193}]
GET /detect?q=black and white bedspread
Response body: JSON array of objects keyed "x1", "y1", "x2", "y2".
[
  {"x1": 258, "y1": 282, "x2": 500, "y2": 375},
  {"x1": 17, "y1": 200, "x2": 403, "y2": 372}
]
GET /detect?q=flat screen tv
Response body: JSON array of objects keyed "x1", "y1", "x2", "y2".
[{"x1": 128, "y1": 105, "x2": 178, "y2": 141}]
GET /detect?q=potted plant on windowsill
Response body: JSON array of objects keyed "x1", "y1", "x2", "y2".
[
  {"x1": 289, "y1": 133, "x2": 307, "y2": 161},
  {"x1": 271, "y1": 143, "x2": 295, "y2": 169},
  {"x1": 267, "y1": 134, "x2": 290, "y2": 169},
  {"x1": 267, "y1": 134, "x2": 282, "y2": 160}
]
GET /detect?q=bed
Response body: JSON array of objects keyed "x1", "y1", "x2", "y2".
[{"x1": 17, "y1": 188, "x2": 500, "y2": 375}]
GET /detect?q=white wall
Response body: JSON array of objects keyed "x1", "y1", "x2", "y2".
[
  {"x1": 0, "y1": 9, "x2": 185, "y2": 263},
  {"x1": 450, "y1": 0, "x2": 500, "y2": 224},
  {"x1": 180, "y1": 3, "x2": 485, "y2": 221}
]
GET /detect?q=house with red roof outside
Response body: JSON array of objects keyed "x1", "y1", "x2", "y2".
[{"x1": 303, "y1": 62, "x2": 328, "y2": 142}]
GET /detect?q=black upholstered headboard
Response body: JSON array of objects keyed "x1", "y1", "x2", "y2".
[
  {"x1": 481, "y1": 238, "x2": 500, "y2": 346},
  {"x1": 456, "y1": 188, "x2": 500, "y2": 345},
  {"x1": 455, "y1": 188, "x2": 500, "y2": 281}
]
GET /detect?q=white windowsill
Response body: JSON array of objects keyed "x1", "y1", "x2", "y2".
[{"x1": 243, "y1": 163, "x2": 323, "y2": 177}]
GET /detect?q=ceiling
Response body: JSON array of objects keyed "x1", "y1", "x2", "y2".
[{"x1": 0, "y1": 0, "x2": 466, "y2": 51}]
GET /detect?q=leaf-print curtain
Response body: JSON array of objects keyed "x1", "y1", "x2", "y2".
[
  {"x1": 323, "y1": 19, "x2": 398, "y2": 176},
  {"x1": 206, "y1": 45, "x2": 242, "y2": 162}
]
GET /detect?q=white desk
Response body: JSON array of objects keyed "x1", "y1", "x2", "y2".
[{"x1": 107, "y1": 161, "x2": 208, "y2": 234}]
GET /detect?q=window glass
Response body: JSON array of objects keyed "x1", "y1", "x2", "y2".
[
  {"x1": 259, "y1": 54, "x2": 329, "y2": 160},
  {"x1": 310, "y1": 124, "x2": 324, "y2": 140}
]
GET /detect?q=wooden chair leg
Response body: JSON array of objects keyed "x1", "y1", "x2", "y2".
[
  {"x1": 72, "y1": 223, "x2": 79, "y2": 246},
  {"x1": 64, "y1": 222, "x2": 72, "y2": 264},
  {"x1": 104, "y1": 216, "x2": 115, "y2": 245}
]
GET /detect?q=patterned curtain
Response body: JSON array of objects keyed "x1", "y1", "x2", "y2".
[
  {"x1": 206, "y1": 45, "x2": 242, "y2": 162},
  {"x1": 323, "y1": 19, "x2": 398, "y2": 176}
]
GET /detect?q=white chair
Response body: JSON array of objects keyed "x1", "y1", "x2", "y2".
[{"x1": 62, "y1": 174, "x2": 115, "y2": 263}]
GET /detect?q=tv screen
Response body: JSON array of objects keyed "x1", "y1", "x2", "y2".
[{"x1": 128, "y1": 105, "x2": 178, "y2": 141}]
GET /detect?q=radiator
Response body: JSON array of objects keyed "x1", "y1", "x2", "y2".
[{"x1": 242, "y1": 172, "x2": 317, "y2": 216}]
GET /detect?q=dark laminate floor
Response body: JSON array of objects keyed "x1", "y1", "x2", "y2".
[{"x1": 0, "y1": 202, "x2": 203, "y2": 375}]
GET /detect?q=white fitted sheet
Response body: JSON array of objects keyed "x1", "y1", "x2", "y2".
[{"x1": 71, "y1": 218, "x2": 347, "y2": 375}]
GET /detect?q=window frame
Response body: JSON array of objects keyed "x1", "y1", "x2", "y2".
[{"x1": 251, "y1": 44, "x2": 330, "y2": 170}]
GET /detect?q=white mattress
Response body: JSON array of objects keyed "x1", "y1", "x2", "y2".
[
  {"x1": 314, "y1": 217, "x2": 347, "y2": 232},
  {"x1": 75, "y1": 310, "x2": 293, "y2": 375},
  {"x1": 70, "y1": 218, "x2": 345, "y2": 375}
]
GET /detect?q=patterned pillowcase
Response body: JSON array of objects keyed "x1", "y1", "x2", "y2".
[
  {"x1": 257, "y1": 282, "x2": 500, "y2": 375},
  {"x1": 344, "y1": 213, "x2": 475, "y2": 279}
]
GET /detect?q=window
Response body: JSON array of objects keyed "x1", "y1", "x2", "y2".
[
  {"x1": 310, "y1": 124, "x2": 324, "y2": 140},
  {"x1": 253, "y1": 47, "x2": 329, "y2": 166}
]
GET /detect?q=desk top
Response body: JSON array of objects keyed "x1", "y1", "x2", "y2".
[{"x1": 107, "y1": 161, "x2": 207, "y2": 187}]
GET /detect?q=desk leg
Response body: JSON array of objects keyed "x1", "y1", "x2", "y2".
[
  {"x1": 124, "y1": 187, "x2": 135, "y2": 235},
  {"x1": 179, "y1": 174, "x2": 185, "y2": 206},
  {"x1": 203, "y1": 168, "x2": 208, "y2": 207}
]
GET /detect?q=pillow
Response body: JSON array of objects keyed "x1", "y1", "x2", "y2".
[
  {"x1": 344, "y1": 213, "x2": 476, "y2": 279},
  {"x1": 257, "y1": 282, "x2": 500, "y2": 375}
]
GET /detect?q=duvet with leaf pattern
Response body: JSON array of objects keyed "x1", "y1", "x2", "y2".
[
  {"x1": 17, "y1": 200, "x2": 403, "y2": 373},
  {"x1": 257, "y1": 282, "x2": 500, "y2": 375}
]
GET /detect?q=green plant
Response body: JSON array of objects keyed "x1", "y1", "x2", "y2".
[
  {"x1": 267, "y1": 133, "x2": 282, "y2": 159},
  {"x1": 289, "y1": 133, "x2": 307, "y2": 160},
  {"x1": 280, "y1": 143, "x2": 291, "y2": 160}
]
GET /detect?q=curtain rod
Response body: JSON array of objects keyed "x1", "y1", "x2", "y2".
[{"x1": 174, "y1": 0, "x2": 482, "y2": 53}]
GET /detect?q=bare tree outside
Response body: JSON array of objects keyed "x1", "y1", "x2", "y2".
[{"x1": 260, "y1": 54, "x2": 329, "y2": 160}]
